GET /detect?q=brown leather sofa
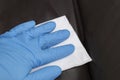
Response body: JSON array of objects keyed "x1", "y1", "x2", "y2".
[{"x1": 0, "y1": 0, "x2": 120, "y2": 80}]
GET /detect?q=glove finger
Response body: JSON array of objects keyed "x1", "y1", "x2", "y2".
[
  {"x1": 40, "y1": 29, "x2": 70, "y2": 49},
  {"x1": 6, "y1": 20, "x2": 35, "y2": 37},
  {"x1": 39, "y1": 44, "x2": 74, "y2": 65},
  {"x1": 27, "y1": 22, "x2": 56, "y2": 38},
  {"x1": 24, "y1": 66, "x2": 61, "y2": 80}
]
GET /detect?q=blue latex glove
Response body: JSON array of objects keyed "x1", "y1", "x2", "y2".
[{"x1": 0, "y1": 21, "x2": 74, "y2": 80}]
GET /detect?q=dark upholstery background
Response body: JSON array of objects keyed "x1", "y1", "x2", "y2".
[{"x1": 0, "y1": 0, "x2": 120, "y2": 80}]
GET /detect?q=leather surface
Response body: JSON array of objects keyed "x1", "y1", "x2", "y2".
[
  {"x1": 1, "y1": 0, "x2": 120, "y2": 80},
  {"x1": 78, "y1": 0, "x2": 120, "y2": 80}
]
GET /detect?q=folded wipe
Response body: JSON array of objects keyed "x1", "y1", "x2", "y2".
[{"x1": 32, "y1": 16, "x2": 92, "y2": 72}]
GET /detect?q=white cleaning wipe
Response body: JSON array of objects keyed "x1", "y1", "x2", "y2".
[{"x1": 32, "y1": 16, "x2": 92, "y2": 72}]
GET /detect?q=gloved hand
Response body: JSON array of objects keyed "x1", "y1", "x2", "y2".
[{"x1": 0, "y1": 20, "x2": 74, "y2": 80}]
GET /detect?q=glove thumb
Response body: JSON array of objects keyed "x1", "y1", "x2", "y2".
[{"x1": 24, "y1": 66, "x2": 61, "y2": 80}]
